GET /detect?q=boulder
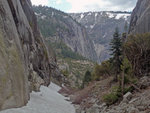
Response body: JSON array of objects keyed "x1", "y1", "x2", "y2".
[
  {"x1": 123, "y1": 92, "x2": 132, "y2": 102},
  {"x1": 137, "y1": 76, "x2": 150, "y2": 89}
]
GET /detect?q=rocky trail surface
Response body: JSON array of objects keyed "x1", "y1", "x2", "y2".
[{"x1": 0, "y1": 83, "x2": 75, "y2": 113}]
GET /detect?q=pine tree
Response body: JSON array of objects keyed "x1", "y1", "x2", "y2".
[
  {"x1": 82, "y1": 70, "x2": 92, "y2": 88},
  {"x1": 110, "y1": 28, "x2": 122, "y2": 82}
]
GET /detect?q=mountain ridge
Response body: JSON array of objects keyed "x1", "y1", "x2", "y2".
[
  {"x1": 33, "y1": 6, "x2": 131, "y2": 63},
  {"x1": 70, "y1": 11, "x2": 131, "y2": 62},
  {"x1": 33, "y1": 6, "x2": 98, "y2": 62}
]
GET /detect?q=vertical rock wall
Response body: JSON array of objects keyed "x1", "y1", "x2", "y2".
[
  {"x1": 129, "y1": 0, "x2": 150, "y2": 33},
  {"x1": 0, "y1": 0, "x2": 56, "y2": 110}
]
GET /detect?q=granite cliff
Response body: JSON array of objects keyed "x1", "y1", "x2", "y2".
[
  {"x1": 33, "y1": 6, "x2": 98, "y2": 62},
  {"x1": 0, "y1": 0, "x2": 58, "y2": 110},
  {"x1": 129, "y1": 0, "x2": 150, "y2": 33}
]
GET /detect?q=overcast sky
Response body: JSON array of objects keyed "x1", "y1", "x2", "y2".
[{"x1": 31, "y1": 0, "x2": 137, "y2": 13}]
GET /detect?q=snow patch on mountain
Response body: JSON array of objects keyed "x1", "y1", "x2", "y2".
[
  {"x1": 80, "y1": 14, "x2": 84, "y2": 19},
  {"x1": 95, "y1": 13, "x2": 98, "y2": 17},
  {"x1": 88, "y1": 12, "x2": 92, "y2": 15},
  {"x1": 106, "y1": 12, "x2": 130, "y2": 20},
  {"x1": 106, "y1": 12, "x2": 114, "y2": 18},
  {"x1": 115, "y1": 13, "x2": 131, "y2": 20},
  {"x1": 90, "y1": 24, "x2": 95, "y2": 29}
]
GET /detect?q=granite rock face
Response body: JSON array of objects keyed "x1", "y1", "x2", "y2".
[
  {"x1": 0, "y1": 0, "x2": 57, "y2": 110},
  {"x1": 129, "y1": 0, "x2": 150, "y2": 33},
  {"x1": 70, "y1": 12, "x2": 131, "y2": 62},
  {"x1": 33, "y1": 6, "x2": 98, "y2": 62}
]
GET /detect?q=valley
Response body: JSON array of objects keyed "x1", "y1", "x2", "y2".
[{"x1": 0, "y1": 0, "x2": 150, "y2": 113}]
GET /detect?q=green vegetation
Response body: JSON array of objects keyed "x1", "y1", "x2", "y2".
[
  {"x1": 47, "y1": 40, "x2": 87, "y2": 60},
  {"x1": 103, "y1": 85, "x2": 133, "y2": 105},
  {"x1": 45, "y1": 39, "x2": 94, "y2": 88},
  {"x1": 61, "y1": 69, "x2": 69, "y2": 77},
  {"x1": 103, "y1": 93, "x2": 118, "y2": 105},
  {"x1": 124, "y1": 33, "x2": 150, "y2": 77},
  {"x1": 58, "y1": 57, "x2": 94, "y2": 88},
  {"x1": 103, "y1": 86, "x2": 121, "y2": 105},
  {"x1": 33, "y1": 6, "x2": 95, "y2": 88},
  {"x1": 82, "y1": 71, "x2": 92, "y2": 88},
  {"x1": 91, "y1": 30, "x2": 150, "y2": 105},
  {"x1": 92, "y1": 60, "x2": 112, "y2": 80},
  {"x1": 33, "y1": 6, "x2": 72, "y2": 37},
  {"x1": 34, "y1": 6, "x2": 150, "y2": 102},
  {"x1": 110, "y1": 28, "x2": 123, "y2": 81},
  {"x1": 93, "y1": 30, "x2": 150, "y2": 105}
]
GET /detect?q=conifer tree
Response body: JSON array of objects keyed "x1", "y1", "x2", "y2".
[
  {"x1": 82, "y1": 70, "x2": 92, "y2": 88},
  {"x1": 110, "y1": 28, "x2": 122, "y2": 81}
]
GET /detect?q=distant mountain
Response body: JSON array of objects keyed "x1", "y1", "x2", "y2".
[
  {"x1": 33, "y1": 6, "x2": 98, "y2": 62},
  {"x1": 33, "y1": 6, "x2": 131, "y2": 63},
  {"x1": 70, "y1": 11, "x2": 131, "y2": 62}
]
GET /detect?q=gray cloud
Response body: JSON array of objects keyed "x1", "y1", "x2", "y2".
[{"x1": 105, "y1": 0, "x2": 137, "y2": 10}]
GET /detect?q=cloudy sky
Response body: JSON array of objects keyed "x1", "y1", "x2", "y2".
[{"x1": 31, "y1": 0, "x2": 137, "y2": 13}]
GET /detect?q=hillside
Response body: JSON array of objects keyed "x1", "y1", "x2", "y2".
[
  {"x1": 33, "y1": 6, "x2": 97, "y2": 88},
  {"x1": 70, "y1": 11, "x2": 131, "y2": 62},
  {"x1": 45, "y1": 39, "x2": 95, "y2": 88},
  {"x1": 69, "y1": 0, "x2": 150, "y2": 112},
  {"x1": 33, "y1": 6, "x2": 98, "y2": 62}
]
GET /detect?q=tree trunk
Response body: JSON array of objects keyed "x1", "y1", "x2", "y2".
[{"x1": 121, "y1": 71, "x2": 125, "y2": 96}]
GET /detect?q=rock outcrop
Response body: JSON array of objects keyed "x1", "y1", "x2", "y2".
[
  {"x1": 0, "y1": 0, "x2": 57, "y2": 110},
  {"x1": 129, "y1": 0, "x2": 150, "y2": 33},
  {"x1": 102, "y1": 87, "x2": 150, "y2": 113},
  {"x1": 74, "y1": 76, "x2": 150, "y2": 113}
]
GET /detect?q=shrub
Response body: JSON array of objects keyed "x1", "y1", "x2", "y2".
[
  {"x1": 61, "y1": 69, "x2": 69, "y2": 77},
  {"x1": 103, "y1": 86, "x2": 124, "y2": 105},
  {"x1": 83, "y1": 71, "x2": 92, "y2": 83},
  {"x1": 92, "y1": 60, "x2": 113, "y2": 80},
  {"x1": 124, "y1": 33, "x2": 150, "y2": 77},
  {"x1": 82, "y1": 71, "x2": 92, "y2": 88},
  {"x1": 121, "y1": 57, "x2": 133, "y2": 76},
  {"x1": 103, "y1": 93, "x2": 119, "y2": 105},
  {"x1": 124, "y1": 87, "x2": 133, "y2": 94}
]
